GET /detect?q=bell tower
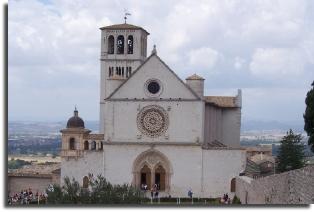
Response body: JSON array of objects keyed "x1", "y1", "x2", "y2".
[{"x1": 99, "y1": 23, "x2": 150, "y2": 133}]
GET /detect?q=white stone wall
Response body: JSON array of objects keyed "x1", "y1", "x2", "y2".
[
  {"x1": 103, "y1": 144, "x2": 245, "y2": 198},
  {"x1": 186, "y1": 80, "x2": 204, "y2": 98},
  {"x1": 104, "y1": 101, "x2": 204, "y2": 143},
  {"x1": 61, "y1": 151, "x2": 104, "y2": 186},
  {"x1": 221, "y1": 108, "x2": 241, "y2": 147},
  {"x1": 204, "y1": 105, "x2": 241, "y2": 147},
  {"x1": 204, "y1": 105, "x2": 222, "y2": 143},
  {"x1": 110, "y1": 55, "x2": 198, "y2": 100},
  {"x1": 202, "y1": 149, "x2": 246, "y2": 197},
  {"x1": 235, "y1": 165, "x2": 314, "y2": 204}
]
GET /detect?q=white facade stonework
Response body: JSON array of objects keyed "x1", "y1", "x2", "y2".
[{"x1": 60, "y1": 23, "x2": 246, "y2": 198}]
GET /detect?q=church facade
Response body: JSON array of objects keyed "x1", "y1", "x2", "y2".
[{"x1": 60, "y1": 23, "x2": 246, "y2": 198}]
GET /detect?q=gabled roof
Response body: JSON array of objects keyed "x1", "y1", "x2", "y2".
[
  {"x1": 204, "y1": 96, "x2": 237, "y2": 108},
  {"x1": 100, "y1": 23, "x2": 149, "y2": 35},
  {"x1": 106, "y1": 53, "x2": 201, "y2": 100}
]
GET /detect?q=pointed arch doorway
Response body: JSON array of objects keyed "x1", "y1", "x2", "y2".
[{"x1": 133, "y1": 149, "x2": 172, "y2": 192}]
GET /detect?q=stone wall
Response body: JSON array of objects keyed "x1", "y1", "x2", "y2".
[
  {"x1": 8, "y1": 175, "x2": 53, "y2": 196},
  {"x1": 102, "y1": 143, "x2": 245, "y2": 198},
  {"x1": 235, "y1": 165, "x2": 314, "y2": 204}
]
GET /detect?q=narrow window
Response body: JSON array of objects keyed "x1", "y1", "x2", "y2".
[
  {"x1": 127, "y1": 35, "x2": 133, "y2": 54},
  {"x1": 231, "y1": 178, "x2": 236, "y2": 192},
  {"x1": 99, "y1": 142, "x2": 103, "y2": 150},
  {"x1": 126, "y1": 67, "x2": 129, "y2": 78},
  {"x1": 108, "y1": 35, "x2": 114, "y2": 54},
  {"x1": 84, "y1": 140, "x2": 89, "y2": 150},
  {"x1": 117, "y1": 35, "x2": 124, "y2": 54},
  {"x1": 83, "y1": 176, "x2": 89, "y2": 188},
  {"x1": 116, "y1": 67, "x2": 118, "y2": 75},
  {"x1": 122, "y1": 67, "x2": 124, "y2": 77},
  {"x1": 69, "y1": 138, "x2": 75, "y2": 150}
]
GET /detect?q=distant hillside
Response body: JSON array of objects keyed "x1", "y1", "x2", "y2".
[
  {"x1": 8, "y1": 120, "x2": 304, "y2": 134},
  {"x1": 241, "y1": 120, "x2": 304, "y2": 133},
  {"x1": 8, "y1": 121, "x2": 99, "y2": 135}
]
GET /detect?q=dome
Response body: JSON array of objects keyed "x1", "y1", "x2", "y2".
[{"x1": 66, "y1": 108, "x2": 85, "y2": 128}]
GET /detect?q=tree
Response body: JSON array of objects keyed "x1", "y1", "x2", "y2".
[
  {"x1": 277, "y1": 129, "x2": 305, "y2": 172},
  {"x1": 46, "y1": 174, "x2": 147, "y2": 204},
  {"x1": 304, "y1": 81, "x2": 314, "y2": 152}
]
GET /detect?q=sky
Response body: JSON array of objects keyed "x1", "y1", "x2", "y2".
[{"x1": 8, "y1": 0, "x2": 314, "y2": 124}]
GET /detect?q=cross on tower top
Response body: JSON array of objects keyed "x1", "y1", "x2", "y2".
[{"x1": 124, "y1": 9, "x2": 131, "y2": 24}]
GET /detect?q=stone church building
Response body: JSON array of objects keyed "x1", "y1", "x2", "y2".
[{"x1": 60, "y1": 23, "x2": 246, "y2": 198}]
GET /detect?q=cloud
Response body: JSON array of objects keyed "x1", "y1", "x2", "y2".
[
  {"x1": 188, "y1": 47, "x2": 221, "y2": 71},
  {"x1": 249, "y1": 48, "x2": 305, "y2": 78},
  {"x1": 234, "y1": 57, "x2": 246, "y2": 70},
  {"x1": 8, "y1": 0, "x2": 314, "y2": 122}
]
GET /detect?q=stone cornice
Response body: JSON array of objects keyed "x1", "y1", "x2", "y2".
[
  {"x1": 104, "y1": 98, "x2": 202, "y2": 102},
  {"x1": 102, "y1": 141, "x2": 201, "y2": 146}
]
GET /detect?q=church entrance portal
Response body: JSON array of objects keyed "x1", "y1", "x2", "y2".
[{"x1": 133, "y1": 150, "x2": 172, "y2": 192}]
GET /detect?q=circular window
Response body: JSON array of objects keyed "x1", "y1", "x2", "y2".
[
  {"x1": 147, "y1": 81, "x2": 160, "y2": 94},
  {"x1": 144, "y1": 79, "x2": 163, "y2": 97},
  {"x1": 137, "y1": 105, "x2": 169, "y2": 138}
]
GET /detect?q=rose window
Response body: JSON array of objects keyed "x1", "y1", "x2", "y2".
[{"x1": 137, "y1": 105, "x2": 169, "y2": 138}]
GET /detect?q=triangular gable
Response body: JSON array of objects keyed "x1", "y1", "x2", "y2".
[{"x1": 107, "y1": 54, "x2": 200, "y2": 100}]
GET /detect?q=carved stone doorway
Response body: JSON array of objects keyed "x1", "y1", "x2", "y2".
[{"x1": 132, "y1": 149, "x2": 172, "y2": 192}]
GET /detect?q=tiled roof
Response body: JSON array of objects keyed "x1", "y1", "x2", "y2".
[
  {"x1": 204, "y1": 96, "x2": 237, "y2": 108},
  {"x1": 186, "y1": 74, "x2": 205, "y2": 80},
  {"x1": 100, "y1": 23, "x2": 149, "y2": 34},
  {"x1": 245, "y1": 159, "x2": 261, "y2": 174}
]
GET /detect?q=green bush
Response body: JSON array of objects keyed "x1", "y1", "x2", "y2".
[
  {"x1": 232, "y1": 195, "x2": 241, "y2": 204},
  {"x1": 8, "y1": 159, "x2": 31, "y2": 169}
]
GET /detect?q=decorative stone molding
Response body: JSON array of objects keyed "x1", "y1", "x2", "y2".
[
  {"x1": 136, "y1": 105, "x2": 169, "y2": 138},
  {"x1": 83, "y1": 134, "x2": 104, "y2": 140}
]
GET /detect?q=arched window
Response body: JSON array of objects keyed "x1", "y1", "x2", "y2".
[
  {"x1": 91, "y1": 141, "x2": 96, "y2": 150},
  {"x1": 140, "y1": 165, "x2": 151, "y2": 190},
  {"x1": 230, "y1": 178, "x2": 236, "y2": 192},
  {"x1": 69, "y1": 138, "x2": 75, "y2": 150},
  {"x1": 83, "y1": 176, "x2": 89, "y2": 188},
  {"x1": 127, "y1": 35, "x2": 133, "y2": 54},
  {"x1": 108, "y1": 35, "x2": 114, "y2": 54},
  {"x1": 84, "y1": 140, "x2": 89, "y2": 150},
  {"x1": 155, "y1": 165, "x2": 166, "y2": 191},
  {"x1": 117, "y1": 35, "x2": 124, "y2": 54},
  {"x1": 109, "y1": 67, "x2": 114, "y2": 77}
]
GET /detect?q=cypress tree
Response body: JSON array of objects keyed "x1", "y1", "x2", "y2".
[
  {"x1": 304, "y1": 81, "x2": 314, "y2": 152},
  {"x1": 277, "y1": 129, "x2": 305, "y2": 173}
]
